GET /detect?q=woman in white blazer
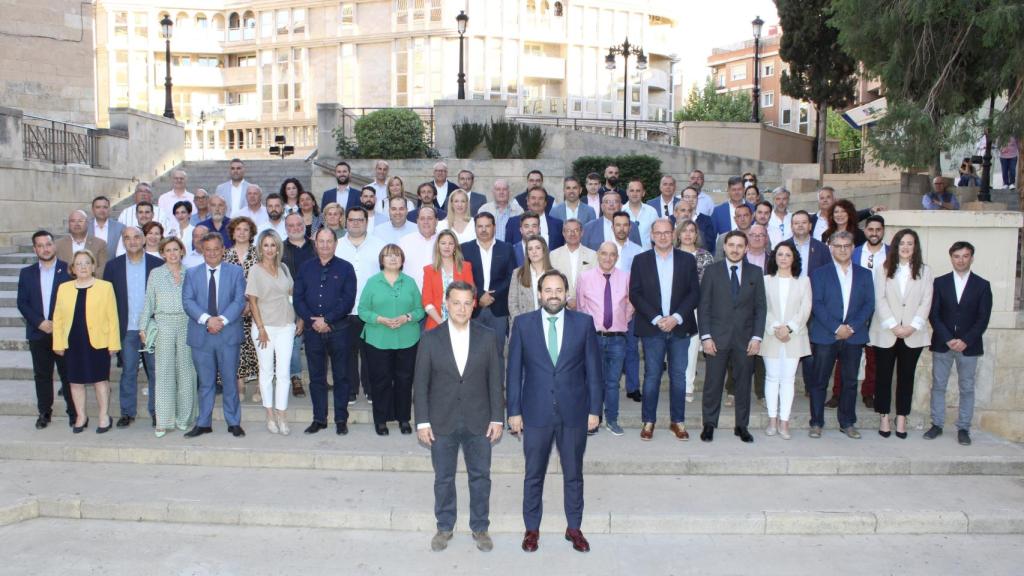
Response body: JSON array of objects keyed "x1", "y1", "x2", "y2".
[
  {"x1": 868, "y1": 228, "x2": 933, "y2": 439},
  {"x1": 759, "y1": 243, "x2": 812, "y2": 439}
]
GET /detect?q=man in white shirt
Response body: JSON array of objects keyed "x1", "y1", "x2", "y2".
[
  {"x1": 258, "y1": 193, "x2": 287, "y2": 238},
  {"x1": 235, "y1": 184, "x2": 269, "y2": 227},
  {"x1": 689, "y1": 169, "x2": 715, "y2": 217},
  {"x1": 336, "y1": 205, "x2": 386, "y2": 404},
  {"x1": 370, "y1": 160, "x2": 390, "y2": 211},
  {"x1": 215, "y1": 158, "x2": 249, "y2": 216},
  {"x1": 88, "y1": 195, "x2": 123, "y2": 248},
  {"x1": 624, "y1": 179, "x2": 659, "y2": 248},
  {"x1": 374, "y1": 196, "x2": 418, "y2": 243},
  {"x1": 158, "y1": 169, "x2": 194, "y2": 238},
  {"x1": 583, "y1": 172, "x2": 603, "y2": 213},
  {"x1": 767, "y1": 187, "x2": 793, "y2": 246},
  {"x1": 548, "y1": 219, "x2": 596, "y2": 309},
  {"x1": 118, "y1": 182, "x2": 162, "y2": 229},
  {"x1": 478, "y1": 179, "x2": 523, "y2": 242},
  {"x1": 183, "y1": 225, "x2": 209, "y2": 269},
  {"x1": 429, "y1": 161, "x2": 458, "y2": 208},
  {"x1": 552, "y1": 176, "x2": 597, "y2": 225},
  {"x1": 398, "y1": 206, "x2": 439, "y2": 290}
]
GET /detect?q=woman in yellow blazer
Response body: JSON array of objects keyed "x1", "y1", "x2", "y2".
[
  {"x1": 53, "y1": 249, "x2": 121, "y2": 434},
  {"x1": 759, "y1": 244, "x2": 812, "y2": 440},
  {"x1": 868, "y1": 229, "x2": 933, "y2": 439}
]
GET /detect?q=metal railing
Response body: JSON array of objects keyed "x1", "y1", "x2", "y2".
[
  {"x1": 830, "y1": 148, "x2": 865, "y2": 174},
  {"x1": 508, "y1": 115, "x2": 681, "y2": 146},
  {"x1": 337, "y1": 107, "x2": 435, "y2": 147},
  {"x1": 22, "y1": 115, "x2": 99, "y2": 167}
]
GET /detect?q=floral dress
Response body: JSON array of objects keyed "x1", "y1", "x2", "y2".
[{"x1": 224, "y1": 244, "x2": 259, "y2": 380}]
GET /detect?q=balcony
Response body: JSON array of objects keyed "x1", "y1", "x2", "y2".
[
  {"x1": 222, "y1": 66, "x2": 256, "y2": 87},
  {"x1": 223, "y1": 104, "x2": 259, "y2": 122},
  {"x1": 521, "y1": 55, "x2": 566, "y2": 80},
  {"x1": 521, "y1": 16, "x2": 567, "y2": 43},
  {"x1": 163, "y1": 65, "x2": 223, "y2": 88},
  {"x1": 226, "y1": 26, "x2": 256, "y2": 43},
  {"x1": 645, "y1": 68, "x2": 670, "y2": 91}
]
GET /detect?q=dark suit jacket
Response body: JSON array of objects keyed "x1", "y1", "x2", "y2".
[
  {"x1": 442, "y1": 190, "x2": 487, "y2": 216},
  {"x1": 698, "y1": 260, "x2": 767, "y2": 349},
  {"x1": 580, "y1": 218, "x2": 642, "y2": 251},
  {"x1": 504, "y1": 214, "x2": 565, "y2": 250},
  {"x1": 413, "y1": 321, "x2": 504, "y2": 435},
  {"x1": 647, "y1": 196, "x2": 680, "y2": 218},
  {"x1": 780, "y1": 236, "x2": 831, "y2": 278},
  {"x1": 506, "y1": 309, "x2": 602, "y2": 428},
  {"x1": 511, "y1": 241, "x2": 525, "y2": 268},
  {"x1": 929, "y1": 272, "x2": 992, "y2": 356},
  {"x1": 429, "y1": 179, "x2": 459, "y2": 201},
  {"x1": 321, "y1": 186, "x2": 361, "y2": 210},
  {"x1": 809, "y1": 263, "x2": 875, "y2": 345},
  {"x1": 711, "y1": 201, "x2": 756, "y2": 236},
  {"x1": 598, "y1": 186, "x2": 627, "y2": 205},
  {"x1": 514, "y1": 190, "x2": 555, "y2": 213},
  {"x1": 103, "y1": 253, "x2": 164, "y2": 338},
  {"x1": 17, "y1": 260, "x2": 72, "y2": 341},
  {"x1": 629, "y1": 249, "x2": 700, "y2": 338},
  {"x1": 461, "y1": 239, "x2": 516, "y2": 318}
]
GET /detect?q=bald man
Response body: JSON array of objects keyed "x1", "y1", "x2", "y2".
[{"x1": 55, "y1": 209, "x2": 108, "y2": 277}]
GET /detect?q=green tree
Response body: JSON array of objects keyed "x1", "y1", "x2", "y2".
[
  {"x1": 350, "y1": 108, "x2": 429, "y2": 158},
  {"x1": 776, "y1": 0, "x2": 858, "y2": 167},
  {"x1": 674, "y1": 78, "x2": 751, "y2": 122},
  {"x1": 827, "y1": 108, "x2": 861, "y2": 154}
]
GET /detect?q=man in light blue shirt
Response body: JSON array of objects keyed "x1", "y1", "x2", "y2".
[
  {"x1": 922, "y1": 177, "x2": 960, "y2": 210},
  {"x1": 374, "y1": 196, "x2": 418, "y2": 244}
]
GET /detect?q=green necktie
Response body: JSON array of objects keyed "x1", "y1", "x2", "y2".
[{"x1": 547, "y1": 316, "x2": 559, "y2": 366}]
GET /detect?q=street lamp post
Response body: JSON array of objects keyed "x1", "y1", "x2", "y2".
[
  {"x1": 605, "y1": 37, "x2": 647, "y2": 136},
  {"x1": 160, "y1": 15, "x2": 175, "y2": 119},
  {"x1": 456, "y1": 11, "x2": 469, "y2": 100},
  {"x1": 750, "y1": 16, "x2": 763, "y2": 123}
]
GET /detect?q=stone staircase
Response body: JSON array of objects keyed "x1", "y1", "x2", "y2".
[{"x1": 1, "y1": 240, "x2": 1023, "y2": 550}]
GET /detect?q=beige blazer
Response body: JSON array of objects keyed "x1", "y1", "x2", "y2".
[
  {"x1": 507, "y1": 266, "x2": 544, "y2": 327},
  {"x1": 869, "y1": 263, "x2": 933, "y2": 349},
  {"x1": 549, "y1": 244, "x2": 596, "y2": 302},
  {"x1": 759, "y1": 275, "x2": 812, "y2": 358},
  {"x1": 55, "y1": 235, "x2": 108, "y2": 278}
]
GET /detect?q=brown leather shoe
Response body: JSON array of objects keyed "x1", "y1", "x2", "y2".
[
  {"x1": 669, "y1": 422, "x2": 690, "y2": 441},
  {"x1": 565, "y1": 528, "x2": 590, "y2": 552},
  {"x1": 291, "y1": 376, "x2": 305, "y2": 398},
  {"x1": 825, "y1": 395, "x2": 840, "y2": 408},
  {"x1": 640, "y1": 423, "x2": 654, "y2": 441},
  {"x1": 521, "y1": 530, "x2": 539, "y2": 552}
]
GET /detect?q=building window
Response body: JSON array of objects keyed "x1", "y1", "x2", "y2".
[
  {"x1": 781, "y1": 108, "x2": 792, "y2": 125},
  {"x1": 717, "y1": 74, "x2": 726, "y2": 88},
  {"x1": 730, "y1": 64, "x2": 746, "y2": 81},
  {"x1": 762, "y1": 63, "x2": 774, "y2": 77},
  {"x1": 114, "y1": 12, "x2": 128, "y2": 38},
  {"x1": 243, "y1": 12, "x2": 256, "y2": 39},
  {"x1": 340, "y1": 3, "x2": 355, "y2": 27},
  {"x1": 293, "y1": 8, "x2": 306, "y2": 34},
  {"x1": 430, "y1": 0, "x2": 441, "y2": 22},
  {"x1": 760, "y1": 91, "x2": 773, "y2": 108},
  {"x1": 261, "y1": 12, "x2": 273, "y2": 38},
  {"x1": 396, "y1": 0, "x2": 408, "y2": 27},
  {"x1": 277, "y1": 10, "x2": 289, "y2": 36},
  {"x1": 798, "y1": 104, "x2": 809, "y2": 134},
  {"x1": 196, "y1": 14, "x2": 208, "y2": 29},
  {"x1": 133, "y1": 12, "x2": 148, "y2": 39}
]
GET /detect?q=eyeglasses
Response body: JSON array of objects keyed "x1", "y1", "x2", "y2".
[{"x1": 831, "y1": 244, "x2": 853, "y2": 251}]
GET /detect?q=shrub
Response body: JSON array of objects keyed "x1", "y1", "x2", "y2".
[
  {"x1": 352, "y1": 108, "x2": 429, "y2": 158},
  {"x1": 452, "y1": 120, "x2": 486, "y2": 159},
  {"x1": 332, "y1": 128, "x2": 360, "y2": 158},
  {"x1": 571, "y1": 154, "x2": 663, "y2": 201},
  {"x1": 484, "y1": 120, "x2": 518, "y2": 159},
  {"x1": 517, "y1": 124, "x2": 547, "y2": 159}
]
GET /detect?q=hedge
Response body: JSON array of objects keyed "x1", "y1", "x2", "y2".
[{"x1": 571, "y1": 154, "x2": 663, "y2": 201}]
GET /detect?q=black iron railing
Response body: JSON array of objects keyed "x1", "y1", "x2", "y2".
[
  {"x1": 507, "y1": 115, "x2": 681, "y2": 146},
  {"x1": 830, "y1": 148, "x2": 864, "y2": 174},
  {"x1": 22, "y1": 115, "x2": 99, "y2": 167}
]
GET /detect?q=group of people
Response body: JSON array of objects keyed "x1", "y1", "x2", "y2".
[{"x1": 17, "y1": 158, "x2": 993, "y2": 554}]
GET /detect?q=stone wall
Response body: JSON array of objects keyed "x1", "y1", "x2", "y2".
[{"x1": 677, "y1": 121, "x2": 817, "y2": 165}]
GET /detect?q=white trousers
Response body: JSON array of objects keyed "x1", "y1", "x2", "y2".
[
  {"x1": 686, "y1": 335, "x2": 699, "y2": 394},
  {"x1": 763, "y1": 352, "x2": 799, "y2": 421},
  {"x1": 251, "y1": 324, "x2": 295, "y2": 410}
]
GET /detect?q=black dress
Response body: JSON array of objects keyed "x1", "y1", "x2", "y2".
[{"x1": 66, "y1": 287, "x2": 111, "y2": 384}]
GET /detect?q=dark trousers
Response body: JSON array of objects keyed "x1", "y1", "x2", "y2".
[
  {"x1": 726, "y1": 356, "x2": 765, "y2": 399},
  {"x1": 346, "y1": 315, "x2": 371, "y2": 397},
  {"x1": 872, "y1": 340, "x2": 924, "y2": 416},
  {"x1": 702, "y1": 345, "x2": 754, "y2": 428},
  {"x1": 28, "y1": 336, "x2": 74, "y2": 420},
  {"x1": 365, "y1": 343, "x2": 417, "y2": 426},
  {"x1": 476, "y1": 307, "x2": 508, "y2": 352},
  {"x1": 810, "y1": 341, "x2": 862, "y2": 428},
  {"x1": 304, "y1": 328, "x2": 350, "y2": 424},
  {"x1": 522, "y1": 408, "x2": 587, "y2": 531},
  {"x1": 432, "y1": 426, "x2": 493, "y2": 533},
  {"x1": 831, "y1": 346, "x2": 877, "y2": 398}
]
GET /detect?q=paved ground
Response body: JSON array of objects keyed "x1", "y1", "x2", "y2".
[{"x1": 4, "y1": 519, "x2": 1024, "y2": 576}]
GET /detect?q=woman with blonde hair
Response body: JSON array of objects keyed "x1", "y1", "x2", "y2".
[
  {"x1": 507, "y1": 235, "x2": 553, "y2": 325},
  {"x1": 246, "y1": 229, "x2": 300, "y2": 434},
  {"x1": 436, "y1": 189, "x2": 476, "y2": 244},
  {"x1": 53, "y1": 249, "x2": 121, "y2": 434},
  {"x1": 317, "y1": 202, "x2": 346, "y2": 240},
  {"x1": 421, "y1": 229, "x2": 474, "y2": 330},
  {"x1": 385, "y1": 176, "x2": 415, "y2": 213}
]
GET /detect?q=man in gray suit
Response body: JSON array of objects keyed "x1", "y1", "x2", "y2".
[
  {"x1": 87, "y1": 195, "x2": 124, "y2": 253},
  {"x1": 699, "y1": 230, "x2": 767, "y2": 443},
  {"x1": 214, "y1": 158, "x2": 250, "y2": 217},
  {"x1": 414, "y1": 280, "x2": 504, "y2": 553}
]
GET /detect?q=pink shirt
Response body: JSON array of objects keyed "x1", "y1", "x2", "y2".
[{"x1": 576, "y1": 267, "x2": 634, "y2": 332}]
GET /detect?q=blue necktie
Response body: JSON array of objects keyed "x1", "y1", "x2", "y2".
[
  {"x1": 208, "y1": 269, "x2": 218, "y2": 317},
  {"x1": 730, "y1": 265, "x2": 739, "y2": 301}
]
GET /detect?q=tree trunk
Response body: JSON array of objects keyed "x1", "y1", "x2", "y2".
[{"x1": 816, "y1": 103, "x2": 828, "y2": 172}]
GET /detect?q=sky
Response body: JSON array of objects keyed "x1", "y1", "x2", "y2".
[{"x1": 672, "y1": 0, "x2": 780, "y2": 92}]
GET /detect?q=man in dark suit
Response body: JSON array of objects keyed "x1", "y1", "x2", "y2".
[
  {"x1": 808, "y1": 230, "x2": 875, "y2": 440},
  {"x1": 505, "y1": 189, "x2": 564, "y2": 249},
  {"x1": 698, "y1": 230, "x2": 767, "y2": 443},
  {"x1": 924, "y1": 241, "x2": 993, "y2": 446},
  {"x1": 414, "y1": 281, "x2": 504, "y2": 552},
  {"x1": 408, "y1": 182, "x2": 447, "y2": 223},
  {"x1": 780, "y1": 211, "x2": 831, "y2": 279},
  {"x1": 321, "y1": 161, "x2": 360, "y2": 209},
  {"x1": 508, "y1": 270, "x2": 602, "y2": 553},
  {"x1": 630, "y1": 219, "x2": 700, "y2": 441},
  {"x1": 647, "y1": 174, "x2": 680, "y2": 218},
  {"x1": 461, "y1": 213, "x2": 516, "y2": 345},
  {"x1": 597, "y1": 164, "x2": 627, "y2": 205},
  {"x1": 17, "y1": 230, "x2": 75, "y2": 429},
  {"x1": 450, "y1": 169, "x2": 487, "y2": 216},
  {"x1": 711, "y1": 176, "x2": 755, "y2": 236},
  {"x1": 513, "y1": 170, "x2": 554, "y2": 213},
  {"x1": 104, "y1": 226, "x2": 163, "y2": 428},
  {"x1": 581, "y1": 193, "x2": 642, "y2": 250},
  {"x1": 428, "y1": 161, "x2": 460, "y2": 208}
]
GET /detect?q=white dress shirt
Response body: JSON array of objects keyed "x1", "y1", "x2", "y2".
[
  {"x1": 696, "y1": 192, "x2": 714, "y2": 217},
  {"x1": 236, "y1": 205, "x2": 269, "y2": 227},
  {"x1": 398, "y1": 232, "x2": 438, "y2": 290},
  {"x1": 813, "y1": 211, "x2": 829, "y2": 242},
  {"x1": 627, "y1": 202, "x2": 658, "y2": 248},
  {"x1": 767, "y1": 211, "x2": 792, "y2": 246},
  {"x1": 197, "y1": 264, "x2": 229, "y2": 325},
  {"x1": 258, "y1": 219, "x2": 288, "y2": 239},
  {"x1": 91, "y1": 220, "x2": 111, "y2": 245},
  {"x1": 954, "y1": 270, "x2": 971, "y2": 303},
  {"x1": 477, "y1": 240, "x2": 494, "y2": 291},
  {"x1": 335, "y1": 234, "x2": 386, "y2": 308},
  {"x1": 835, "y1": 262, "x2": 853, "y2": 321}
]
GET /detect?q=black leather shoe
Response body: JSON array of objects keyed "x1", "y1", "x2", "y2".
[
  {"x1": 700, "y1": 424, "x2": 714, "y2": 442},
  {"x1": 184, "y1": 426, "x2": 213, "y2": 438},
  {"x1": 734, "y1": 426, "x2": 754, "y2": 443},
  {"x1": 923, "y1": 425, "x2": 943, "y2": 440},
  {"x1": 72, "y1": 417, "x2": 89, "y2": 434},
  {"x1": 399, "y1": 421, "x2": 413, "y2": 435},
  {"x1": 96, "y1": 417, "x2": 113, "y2": 434},
  {"x1": 116, "y1": 415, "x2": 135, "y2": 428},
  {"x1": 626, "y1": 391, "x2": 642, "y2": 403},
  {"x1": 336, "y1": 422, "x2": 349, "y2": 435},
  {"x1": 304, "y1": 421, "x2": 327, "y2": 435},
  {"x1": 957, "y1": 429, "x2": 972, "y2": 446},
  {"x1": 376, "y1": 425, "x2": 390, "y2": 436},
  {"x1": 228, "y1": 425, "x2": 246, "y2": 437},
  {"x1": 35, "y1": 415, "x2": 49, "y2": 430}
]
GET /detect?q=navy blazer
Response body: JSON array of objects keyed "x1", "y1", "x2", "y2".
[
  {"x1": 580, "y1": 218, "x2": 642, "y2": 251},
  {"x1": 430, "y1": 179, "x2": 460, "y2": 202},
  {"x1": 17, "y1": 260, "x2": 72, "y2": 341},
  {"x1": 506, "y1": 308, "x2": 603, "y2": 428},
  {"x1": 182, "y1": 262, "x2": 248, "y2": 348},
  {"x1": 629, "y1": 249, "x2": 700, "y2": 338},
  {"x1": 550, "y1": 202, "x2": 597, "y2": 225},
  {"x1": 809, "y1": 263, "x2": 875, "y2": 345},
  {"x1": 461, "y1": 239, "x2": 516, "y2": 318},
  {"x1": 504, "y1": 214, "x2": 565, "y2": 250},
  {"x1": 929, "y1": 272, "x2": 992, "y2": 356},
  {"x1": 513, "y1": 190, "x2": 555, "y2": 213},
  {"x1": 711, "y1": 201, "x2": 756, "y2": 236},
  {"x1": 103, "y1": 253, "x2": 164, "y2": 338},
  {"x1": 511, "y1": 241, "x2": 525, "y2": 268},
  {"x1": 321, "y1": 186, "x2": 361, "y2": 210},
  {"x1": 780, "y1": 237, "x2": 831, "y2": 278}
]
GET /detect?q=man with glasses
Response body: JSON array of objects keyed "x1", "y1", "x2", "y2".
[
  {"x1": 767, "y1": 187, "x2": 793, "y2": 246},
  {"x1": 808, "y1": 231, "x2": 875, "y2": 439}
]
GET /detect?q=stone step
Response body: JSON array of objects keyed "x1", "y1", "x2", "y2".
[
  {"x1": 0, "y1": 292, "x2": 16, "y2": 307},
  {"x1": 0, "y1": 328, "x2": 28, "y2": 350},
  {"x1": 0, "y1": 254, "x2": 34, "y2": 265},
  {"x1": 0, "y1": 310, "x2": 25, "y2": 327},
  {"x1": 0, "y1": 459, "x2": 1021, "y2": 535},
  {"x1": 1, "y1": 415, "x2": 1018, "y2": 477}
]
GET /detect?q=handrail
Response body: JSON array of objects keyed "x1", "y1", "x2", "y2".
[{"x1": 22, "y1": 114, "x2": 99, "y2": 167}]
